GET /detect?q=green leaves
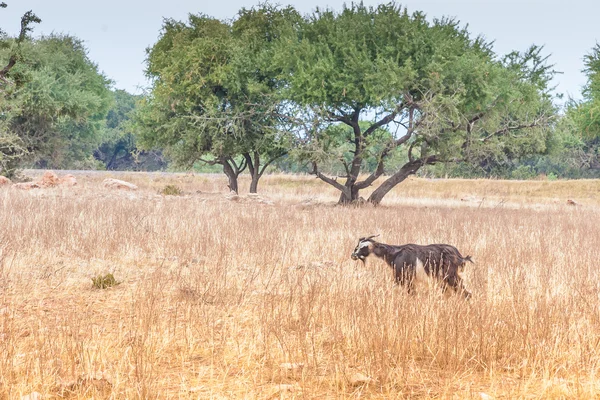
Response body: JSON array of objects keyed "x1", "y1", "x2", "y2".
[
  {"x1": 0, "y1": 34, "x2": 112, "y2": 170},
  {"x1": 568, "y1": 44, "x2": 600, "y2": 142},
  {"x1": 138, "y1": 5, "x2": 297, "y2": 178},
  {"x1": 275, "y1": 2, "x2": 556, "y2": 202}
]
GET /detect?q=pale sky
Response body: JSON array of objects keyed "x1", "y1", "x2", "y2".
[{"x1": 2, "y1": 1, "x2": 598, "y2": 103}]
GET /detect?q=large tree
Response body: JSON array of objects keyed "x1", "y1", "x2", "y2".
[
  {"x1": 280, "y1": 3, "x2": 556, "y2": 204},
  {"x1": 565, "y1": 44, "x2": 600, "y2": 172},
  {"x1": 137, "y1": 4, "x2": 298, "y2": 193},
  {"x1": 1, "y1": 30, "x2": 112, "y2": 173},
  {"x1": 12, "y1": 35, "x2": 112, "y2": 169},
  {"x1": 0, "y1": 2, "x2": 40, "y2": 176}
]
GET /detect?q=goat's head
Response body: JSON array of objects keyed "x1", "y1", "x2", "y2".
[{"x1": 351, "y1": 235, "x2": 379, "y2": 261}]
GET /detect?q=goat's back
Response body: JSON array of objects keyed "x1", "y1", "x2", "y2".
[{"x1": 392, "y1": 243, "x2": 470, "y2": 275}]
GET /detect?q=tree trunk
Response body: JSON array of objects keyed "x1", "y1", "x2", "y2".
[
  {"x1": 245, "y1": 151, "x2": 284, "y2": 194},
  {"x1": 245, "y1": 152, "x2": 260, "y2": 194},
  {"x1": 249, "y1": 174, "x2": 259, "y2": 193},
  {"x1": 338, "y1": 185, "x2": 361, "y2": 204},
  {"x1": 367, "y1": 160, "x2": 424, "y2": 205},
  {"x1": 222, "y1": 161, "x2": 239, "y2": 194}
]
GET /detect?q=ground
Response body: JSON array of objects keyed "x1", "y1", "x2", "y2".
[{"x1": 1, "y1": 171, "x2": 600, "y2": 399}]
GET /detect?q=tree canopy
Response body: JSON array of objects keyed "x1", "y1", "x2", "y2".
[
  {"x1": 136, "y1": 4, "x2": 299, "y2": 193},
  {"x1": 1, "y1": 29, "x2": 112, "y2": 174},
  {"x1": 278, "y1": 2, "x2": 556, "y2": 204}
]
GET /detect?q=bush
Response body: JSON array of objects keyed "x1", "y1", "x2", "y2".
[
  {"x1": 510, "y1": 165, "x2": 537, "y2": 180},
  {"x1": 92, "y1": 273, "x2": 120, "y2": 289},
  {"x1": 160, "y1": 184, "x2": 183, "y2": 196}
]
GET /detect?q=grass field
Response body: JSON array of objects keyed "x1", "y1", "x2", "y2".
[{"x1": 1, "y1": 171, "x2": 600, "y2": 399}]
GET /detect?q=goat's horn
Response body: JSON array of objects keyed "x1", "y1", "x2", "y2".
[{"x1": 363, "y1": 234, "x2": 380, "y2": 241}]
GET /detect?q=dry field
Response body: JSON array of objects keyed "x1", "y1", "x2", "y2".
[{"x1": 1, "y1": 171, "x2": 600, "y2": 399}]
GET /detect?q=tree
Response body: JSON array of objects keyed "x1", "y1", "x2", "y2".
[
  {"x1": 137, "y1": 4, "x2": 299, "y2": 193},
  {"x1": 11, "y1": 35, "x2": 112, "y2": 169},
  {"x1": 565, "y1": 44, "x2": 600, "y2": 172},
  {"x1": 0, "y1": 2, "x2": 40, "y2": 176},
  {"x1": 280, "y1": 3, "x2": 556, "y2": 204},
  {"x1": 0, "y1": 30, "x2": 112, "y2": 173},
  {"x1": 94, "y1": 89, "x2": 167, "y2": 171}
]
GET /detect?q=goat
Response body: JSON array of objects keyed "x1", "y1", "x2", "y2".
[{"x1": 351, "y1": 235, "x2": 473, "y2": 299}]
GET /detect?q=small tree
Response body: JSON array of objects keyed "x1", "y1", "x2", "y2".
[
  {"x1": 280, "y1": 3, "x2": 556, "y2": 204},
  {"x1": 137, "y1": 5, "x2": 298, "y2": 193}
]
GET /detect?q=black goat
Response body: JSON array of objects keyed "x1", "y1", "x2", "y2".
[{"x1": 351, "y1": 235, "x2": 473, "y2": 299}]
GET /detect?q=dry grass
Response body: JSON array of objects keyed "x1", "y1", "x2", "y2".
[{"x1": 1, "y1": 171, "x2": 600, "y2": 399}]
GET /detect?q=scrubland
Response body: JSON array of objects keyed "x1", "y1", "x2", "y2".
[{"x1": 1, "y1": 171, "x2": 600, "y2": 399}]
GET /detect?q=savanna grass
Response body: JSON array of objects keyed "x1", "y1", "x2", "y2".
[{"x1": 0, "y1": 171, "x2": 599, "y2": 398}]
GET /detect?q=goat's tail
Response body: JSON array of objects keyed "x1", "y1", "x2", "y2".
[{"x1": 463, "y1": 255, "x2": 474, "y2": 264}]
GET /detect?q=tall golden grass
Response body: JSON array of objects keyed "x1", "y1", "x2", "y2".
[{"x1": 1, "y1": 172, "x2": 599, "y2": 399}]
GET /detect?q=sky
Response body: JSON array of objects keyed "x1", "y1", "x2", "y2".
[{"x1": 2, "y1": 0, "x2": 598, "y2": 102}]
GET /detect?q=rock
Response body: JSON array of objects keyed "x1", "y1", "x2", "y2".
[
  {"x1": 567, "y1": 199, "x2": 578, "y2": 206},
  {"x1": 349, "y1": 372, "x2": 374, "y2": 386},
  {"x1": 479, "y1": 393, "x2": 494, "y2": 400},
  {"x1": 0, "y1": 176, "x2": 11, "y2": 186},
  {"x1": 21, "y1": 393, "x2": 43, "y2": 400},
  {"x1": 10, "y1": 172, "x2": 77, "y2": 190},
  {"x1": 102, "y1": 178, "x2": 138, "y2": 191},
  {"x1": 38, "y1": 170, "x2": 60, "y2": 188},
  {"x1": 60, "y1": 174, "x2": 77, "y2": 186},
  {"x1": 14, "y1": 182, "x2": 40, "y2": 190}
]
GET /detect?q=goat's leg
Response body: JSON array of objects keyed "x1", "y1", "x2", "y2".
[
  {"x1": 445, "y1": 275, "x2": 471, "y2": 299},
  {"x1": 394, "y1": 263, "x2": 415, "y2": 294}
]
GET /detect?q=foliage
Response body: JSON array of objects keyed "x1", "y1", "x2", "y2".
[
  {"x1": 562, "y1": 44, "x2": 600, "y2": 174},
  {"x1": 91, "y1": 273, "x2": 120, "y2": 289},
  {"x1": 136, "y1": 4, "x2": 299, "y2": 193},
  {"x1": 0, "y1": 2, "x2": 40, "y2": 176},
  {"x1": 94, "y1": 89, "x2": 166, "y2": 171},
  {"x1": 1, "y1": 33, "x2": 112, "y2": 172},
  {"x1": 278, "y1": 3, "x2": 557, "y2": 204},
  {"x1": 160, "y1": 184, "x2": 183, "y2": 196}
]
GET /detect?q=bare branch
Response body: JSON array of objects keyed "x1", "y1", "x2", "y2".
[
  {"x1": 363, "y1": 101, "x2": 406, "y2": 137},
  {"x1": 198, "y1": 157, "x2": 219, "y2": 166},
  {"x1": 355, "y1": 158, "x2": 385, "y2": 190},
  {"x1": 480, "y1": 118, "x2": 543, "y2": 142},
  {"x1": 259, "y1": 151, "x2": 287, "y2": 177},
  {"x1": 311, "y1": 162, "x2": 350, "y2": 193}
]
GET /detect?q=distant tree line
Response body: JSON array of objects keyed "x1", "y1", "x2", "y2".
[{"x1": 1, "y1": 2, "x2": 599, "y2": 204}]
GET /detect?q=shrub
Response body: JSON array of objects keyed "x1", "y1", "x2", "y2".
[
  {"x1": 92, "y1": 273, "x2": 120, "y2": 289},
  {"x1": 160, "y1": 184, "x2": 183, "y2": 196}
]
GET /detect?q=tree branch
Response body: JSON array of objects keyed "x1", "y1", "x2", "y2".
[
  {"x1": 363, "y1": 102, "x2": 405, "y2": 137},
  {"x1": 198, "y1": 157, "x2": 220, "y2": 166},
  {"x1": 243, "y1": 153, "x2": 255, "y2": 175},
  {"x1": 355, "y1": 158, "x2": 385, "y2": 190},
  {"x1": 259, "y1": 151, "x2": 287, "y2": 177},
  {"x1": 311, "y1": 162, "x2": 350, "y2": 193},
  {"x1": 0, "y1": 10, "x2": 41, "y2": 80},
  {"x1": 480, "y1": 119, "x2": 543, "y2": 142}
]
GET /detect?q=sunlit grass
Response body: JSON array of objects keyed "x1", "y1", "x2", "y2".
[{"x1": 1, "y1": 171, "x2": 599, "y2": 398}]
